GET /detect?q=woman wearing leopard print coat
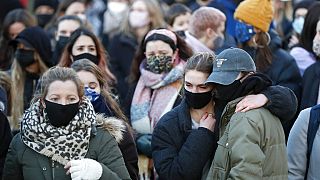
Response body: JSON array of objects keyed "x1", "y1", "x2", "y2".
[{"x1": 2, "y1": 67, "x2": 131, "y2": 180}]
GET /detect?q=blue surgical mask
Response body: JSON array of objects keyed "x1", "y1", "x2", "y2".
[
  {"x1": 84, "y1": 87, "x2": 100, "y2": 102},
  {"x1": 292, "y1": 17, "x2": 305, "y2": 34},
  {"x1": 235, "y1": 21, "x2": 255, "y2": 43}
]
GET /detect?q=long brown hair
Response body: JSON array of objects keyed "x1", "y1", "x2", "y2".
[
  {"x1": 252, "y1": 32, "x2": 273, "y2": 72},
  {"x1": 71, "y1": 59, "x2": 128, "y2": 123},
  {"x1": 58, "y1": 28, "x2": 116, "y2": 85}
]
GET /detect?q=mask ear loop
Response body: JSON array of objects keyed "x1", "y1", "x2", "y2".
[{"x1": 252, "y1": 32, "x2": 271, "y2": 48}]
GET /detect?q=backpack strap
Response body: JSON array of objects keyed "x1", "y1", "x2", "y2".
[{"x1": 305, "y1": 104, "x2": 320, "y2": 179}]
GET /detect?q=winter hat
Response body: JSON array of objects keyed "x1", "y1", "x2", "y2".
[
  {"x1": 234, "y1": 0, "x2": 273, "y2": 32},
  {"x1": 33, "y1": 0, "x2": 59, "y2": 12},
  {"x1": 11, "y1": 26, "x2": 53, "y2": 67}
]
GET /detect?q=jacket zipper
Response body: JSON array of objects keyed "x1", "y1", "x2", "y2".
[{"x1": 52, "y1": 160, "x2": 55, "y2": 180}]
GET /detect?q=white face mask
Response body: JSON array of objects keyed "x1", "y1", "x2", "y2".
[
  {"x1": 292, "y1": 17, "x2": 305, "y2": 34},
  {"x1": 107, "y1": 1, "x2": 128, "y2": 14},
  {"x1": 129, "y1": 11, "x2": 150, "y2": 28},
  {"x1": 313, "y1": 39, "x2": 320, "y2": 57}
]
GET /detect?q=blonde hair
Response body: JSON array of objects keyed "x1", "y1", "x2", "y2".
[
  {"x1": 11, "y1": 52, "x2": 48, "y2": 130},
  {"x1": 0, "y1": 71, "x2": 12, "y2": 116},
  {"x1": 120, "y1": 0, "x2": 166, "y2": 36}
]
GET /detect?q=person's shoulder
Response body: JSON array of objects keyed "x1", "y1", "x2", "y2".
[
  {"x1": 95, "y1": 114, "x2": 126, "y2": 143},
  {"x1": 10, "y1": 133, "x2": 26, "y2": 150},
  {"x1": 158, "y1": 103, "x2": 184, "y2": 125},
  {"x1": 233, "y1": 108, "x2": 278, "y2": 125}
]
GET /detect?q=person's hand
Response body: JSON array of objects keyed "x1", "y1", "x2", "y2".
[
  {"x1": 235, "y1": 94, "x2": 268, "y2": 113},
  {"x1": 199, "y1": 113, "x2": 216, "y2": 132},
  {"x1": 288, "y1": 34, "x2": 299, "y2": 48},
  {"x1": 65, "y1": 158, "x2": 103, "y2": 180}
]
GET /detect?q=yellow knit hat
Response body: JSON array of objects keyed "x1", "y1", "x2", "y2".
[{"x1": 234, "y1": 0, "x2": 273, "y2": 32}]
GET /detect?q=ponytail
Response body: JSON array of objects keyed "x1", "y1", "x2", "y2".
[{"x1": 254, "y1": 32, "x2": 272, "y2": 72}]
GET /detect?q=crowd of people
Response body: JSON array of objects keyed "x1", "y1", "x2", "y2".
[{"x1": 0, "y1": 0, "x2": 319, "y2": 179}]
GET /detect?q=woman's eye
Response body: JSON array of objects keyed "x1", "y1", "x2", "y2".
[
  {"x1": 69, "y1": 98, "x2": 77, "y2": 102},
  {"x1": 199, "y1": 86, "x2": 208, "y2": 89},
  {"x1": 50, "y1": 98, "x2": 58, "y2": 101},
  {"x1": 77, "y1": 47, "x2": 84, "y2": 51},
  {"x1": 89, "y1": 47, "x2": 96, "y2": 52}
]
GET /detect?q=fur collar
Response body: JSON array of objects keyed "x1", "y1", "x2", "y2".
[{"x1": 95, "y1": 114, "x2": 126, "y2": 143}]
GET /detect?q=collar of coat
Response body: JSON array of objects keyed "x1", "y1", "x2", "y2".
[
  {"x1": 95, "y1": 114, "x2": 126, "y2": 143},
  {"x1": 219, "y1": 97, "x2": 244, "y2": 137}
]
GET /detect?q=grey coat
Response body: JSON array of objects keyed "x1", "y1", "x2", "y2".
[{"x1": 288, "y1": 108, "x2": 320, "y2": 180}]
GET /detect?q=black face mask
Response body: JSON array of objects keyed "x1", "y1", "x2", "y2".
[
  {"x1": 184, "y1": 88, "x2": 212, "y2": 109},
  {"x1": 214, "y1": 80, "x2": 242, "y2": 102},
  {"x1": 44, "y1": 99, "x2": 79, "y2": 127},
  {"x1": 56, "y1": 36, "x2": 69, "y2": 51},
  {"x1": 36, "y1": 14, "x2": 53, "y2": 28},
  {"x1": 72, "y1": 53, "x2": 99, "y2": 65},
  {"x1": 15, "y1": 49, "x2": 36, "y2": 68}
]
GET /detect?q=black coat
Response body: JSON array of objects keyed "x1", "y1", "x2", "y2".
[
  {"x1": 0, "y1": 111, "x2": 12, "y2": 178},
  {"x1": 108, "y1": 33, "x2": 138, "y2": 106},
  {"x1": 300, "y1": 61, "x2": 320, "y2": 110},
  {"x1": 152, "y1": 99, "x2": 217, "y2": 180}
]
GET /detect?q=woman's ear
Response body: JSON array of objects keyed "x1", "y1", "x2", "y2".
[
  {"x1": 172, "y1": 48, "x2": 180, "y2": 65},
  {"x1": 70, "y1": 55, "x2": 74, "y2": 62}
]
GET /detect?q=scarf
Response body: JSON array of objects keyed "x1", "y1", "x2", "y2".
[
  {"x1": 214, "y1": 73, "x2": 272, "y2": 121},
  {"x1": 21, "y1": 97, "x2": 96, "y2": 165},
  {"x1": 131, "y1": 61, "x2": 185, "y2": 134}
]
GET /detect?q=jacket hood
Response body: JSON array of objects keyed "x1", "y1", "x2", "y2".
[{"x1": 96, "y1": 114, "x2": 126, "y2": 143}]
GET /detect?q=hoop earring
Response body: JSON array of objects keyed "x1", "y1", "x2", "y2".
[{"x1": 252, "y1": 32, "x2": 271, "y2": 48}]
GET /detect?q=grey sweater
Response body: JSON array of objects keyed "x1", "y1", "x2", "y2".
[{"x1": 287, "y1": 108, "x2": 320, "y2": 180}]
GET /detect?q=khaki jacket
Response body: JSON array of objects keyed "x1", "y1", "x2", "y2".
[{"x1": 205, "y1": 97, "x2": 288, "y2": 180}]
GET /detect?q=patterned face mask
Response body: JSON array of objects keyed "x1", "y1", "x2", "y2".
[
  {"x1": 235, "y1": 20, "x2": 255, "y2": 43},
  {"x1": 146, "y1": 55, "x2": 173, "y2": 74}
]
